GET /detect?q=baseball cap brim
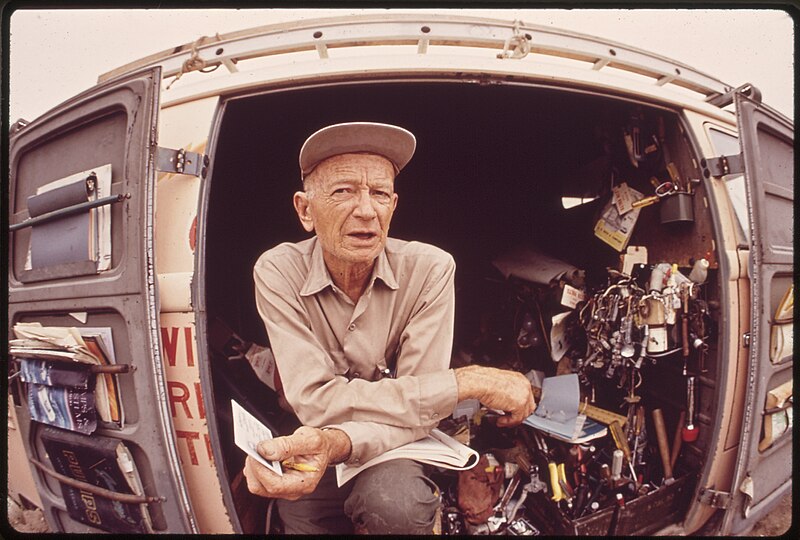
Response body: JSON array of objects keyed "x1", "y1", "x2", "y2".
[{"x1": 299, "y1": 122, "x2": 416, "y2": 177}]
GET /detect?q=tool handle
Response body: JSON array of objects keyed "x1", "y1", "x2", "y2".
[
  {"x1": 632, "y1": 195, "x2": 660, "y2": 209},
  {"x1": 681, "y1": 286, "x2": 690, "y2": 358},
  {"x1": 548, "y1": 462, "x2": 563, "y2": 502},
  {"x1": 609, "y1": 420, "x2": 632, "y2": 462},
  {"x1": 670, "y1": 410, "x2": 686, "y2": 469},
  {"x1": 652, "y1": 408, "x2": 673, "y2": 480}
]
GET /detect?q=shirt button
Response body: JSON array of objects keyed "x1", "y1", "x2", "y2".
[
  {"x1": 352, "y1": 372, "x2": 360, "y2": 379},
  {"x1": 348, "y1": 323, "x2": 356, "y2": 331},
  {"x1": 432, "y1": 413, "x2": 439, "y2": 419}
]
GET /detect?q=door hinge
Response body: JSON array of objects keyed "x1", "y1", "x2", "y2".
[
  {"x1": 698, "y1": 487, "x2": 731, "y2": 509},
  {"x1": 156, "y1": 147, "x2": 208, "y2": 177},
  {"x1": 701, "y1": 154, "x2": 744, "y2": 178},
  {"x1": 742, "y1": 332, "x2": 751, "y2": 348}
]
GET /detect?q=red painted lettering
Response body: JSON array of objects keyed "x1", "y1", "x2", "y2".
[
  {"x1": 161, "y1": 327, "x2": 179, "y2": 367},
  {"x1": 176, "y1": 430, "x2": 200, "y2": 466},
  {"x1": 194, "y1": 382, "x2": 206, "y2": 419},
  {"x1": 167, "y1": 381, "x2": 192, "y2": 419},
  {"x1": 203, "y1": 432, "x2": 214, "y2": 465},
  {"x1": 184, "y1": 327, "x2": 195, "y2": 367}
]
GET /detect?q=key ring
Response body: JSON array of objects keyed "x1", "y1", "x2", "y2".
[{"x1": 655, "y1": 181, "x2": 676, "y2": 197}]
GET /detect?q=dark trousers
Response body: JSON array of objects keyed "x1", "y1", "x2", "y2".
[{"x1": 276, "y1": 458, "x2": 439, "y2": 534}]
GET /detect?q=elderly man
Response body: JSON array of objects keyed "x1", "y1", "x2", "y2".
[{"x1": 244, "y1": 122, "x2": 535, "y2": 534}]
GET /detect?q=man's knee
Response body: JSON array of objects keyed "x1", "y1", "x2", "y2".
[{"x1": 344, "y1": 459, "x2": 439, "y2": 534}]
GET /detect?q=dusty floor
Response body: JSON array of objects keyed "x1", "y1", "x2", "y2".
[
  {"x1": 747, "y1": 491, "x2": 793, "y2": 537},
  {"x1": 6, "y1": 497, "x2": 49, "y2": 533},
  {"x1": 6, "y1": 491, "x2": 792, "y2": 535}
]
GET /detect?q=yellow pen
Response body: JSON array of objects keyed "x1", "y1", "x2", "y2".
[{"x1": 281, "y1": 460, "x2": 320, "y2": 473}]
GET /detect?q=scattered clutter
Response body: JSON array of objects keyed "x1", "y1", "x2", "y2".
[{"x1": 434, "y1": 242, "x2": 712, "y2": 535}]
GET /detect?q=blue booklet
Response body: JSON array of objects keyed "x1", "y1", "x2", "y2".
[{"x1": 524, "y1": 374, "x2": 607, "y2": 444}]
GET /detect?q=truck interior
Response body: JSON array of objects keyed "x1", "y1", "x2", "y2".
[{"x1": 201, "y1": 80, "x2": 723, "y2": 534}]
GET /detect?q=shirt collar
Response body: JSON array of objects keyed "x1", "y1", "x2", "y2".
[{"x1": 300, "y1": 237, "x2": 399, "y2": 297}]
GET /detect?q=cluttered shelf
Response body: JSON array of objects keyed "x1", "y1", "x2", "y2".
[{"x1": 8, "y1": 322, "x2": 159, "y2": 534}]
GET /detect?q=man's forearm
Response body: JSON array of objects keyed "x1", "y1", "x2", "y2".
[{"x1": 454, "y1": 364, "x2": 495, "y2": 402}]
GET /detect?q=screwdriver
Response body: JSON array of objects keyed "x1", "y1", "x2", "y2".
[{"x1": 609, "y1": 420, "x2": 637, "y2": 481}]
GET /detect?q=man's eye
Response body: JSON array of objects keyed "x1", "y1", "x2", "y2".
[
  {"x1": 332, "y1": 187, "x2": 353, "y2": 195},
  {"x1": 372, "y1": 191, "x2": 391, "y2": 200}
]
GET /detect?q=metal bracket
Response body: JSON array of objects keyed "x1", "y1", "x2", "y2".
[
  {"x1": 706, "y1": 82, "x2": 762, "y2": 108},
  {"x1": 496, "y1": 20, "x2": 531, "y2": 59},
  {"x1": 698, "y1": 487, "x2": 731, "y2": 509},
  {"x1": 701, "y1": 154, "x2": 744, "y2": 178},
  {"x1": 156, "y1": 147, "x2": 208, "y2": 177}
]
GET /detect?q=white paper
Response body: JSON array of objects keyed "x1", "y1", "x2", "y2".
[
  {"x1": 335, "y1": 428, "x2": 479, "y2": 487},
  {"x1": 69, "y1": 312, "x2": 89, "y2": 324},
  {"x1": 26, "y1": 165, "x2": 112, "y2": 272},
  {"x1": 560, "y1": 284, "x2": 585, "y2": 309},
  {"x1": 549, "y1": 312, "x2": 571, "y2": 362},
  {"x1": 231, "y1": 399, "x2": 282, "y2": 475},
  {"x1": 594, "y1": 186, "x2": 644, "y2": 252},
  {"x1": 492, "y1": 245, "x2": 579, "y2": 286},
  {"x1": 612, "y1": 182, "x2": 636, "y2": 215}
]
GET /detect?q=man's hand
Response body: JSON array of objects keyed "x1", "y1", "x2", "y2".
[
  {"x1": 455, "y1": 365, "x2": 536, "y2": 427},
  {"x1": 243, "y1": 426, "x2": 351, "y2": 500}
]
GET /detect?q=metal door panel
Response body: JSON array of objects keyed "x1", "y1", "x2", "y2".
[
  {"x1": 7, "y1": 68, "x2": 197, "y2": 533},
  {"x1": 721, "y1": 93, "x2": 793, "y2": 535}
]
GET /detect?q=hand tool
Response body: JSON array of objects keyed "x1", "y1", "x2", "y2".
[
  {"x1": 670, "y1": 410, "x2": 686, "y2": 470},
  {"x1": 682, "y1": 376, "x2": 699, "y2": 442},
  {"x1": 651, "y1": 408, "x2": 674, "y2": 483}
]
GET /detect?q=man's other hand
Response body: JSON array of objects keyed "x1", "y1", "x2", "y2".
[
  {"x1": 455, "y1": 365, "x2": 536, "y2": 427},
  {"x1": 243, "y1": 426, "x2": 351, "y2": 500}
]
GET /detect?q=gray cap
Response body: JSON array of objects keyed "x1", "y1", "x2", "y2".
[{"x1": 299, "y1": 122, "x2": 416, "y2": 177}]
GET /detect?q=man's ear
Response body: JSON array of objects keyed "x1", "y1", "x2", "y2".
[{"x1": 293, "y1": 191, "x2": 315, "y2": 232}]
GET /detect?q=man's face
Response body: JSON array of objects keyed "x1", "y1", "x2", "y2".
[{"x1": 294, "y1": 153, "x2": 398, "y2": 271}]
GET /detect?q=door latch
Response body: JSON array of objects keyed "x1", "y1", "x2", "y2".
[
  {"x1": 701, "y1": 154, "x2": 744, "y2": 178},
  {"x1": 697, "y1": 487, "x2": 731, "y2": 509}
]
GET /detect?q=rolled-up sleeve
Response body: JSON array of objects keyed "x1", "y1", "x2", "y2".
[{"x1": 254, "y1": 243, "x2": 459, "y2": 464}]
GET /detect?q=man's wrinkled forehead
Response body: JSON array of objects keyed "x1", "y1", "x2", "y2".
[{"x1": 306, "y1": 153, "x2": 396, "y2": 185}]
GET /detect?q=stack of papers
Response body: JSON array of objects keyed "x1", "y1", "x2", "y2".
[
  {"x1": 11, "y1": 322, "x2": 124, "y2": 428},
  {"x1": 25, "y1": 164, "x2": 112, "y2": 273},
  {"x1": 335, "y1": 429, "x2": 479, "y2": 487}
]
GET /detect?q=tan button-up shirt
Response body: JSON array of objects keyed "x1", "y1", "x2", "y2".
[{"x1": 253, "y1": 237, "x2": 459, "y2": 464}]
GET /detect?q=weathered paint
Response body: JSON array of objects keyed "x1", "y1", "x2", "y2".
[
  {"x1": 160, "y1": 312, "x2": 234, "y2": 534},
  {"x1": 7, "y1": 395, "x2": 44, "y2": 512},
  {"x1": 155, "y1": 98, "x2": 234, "y2": 533}
]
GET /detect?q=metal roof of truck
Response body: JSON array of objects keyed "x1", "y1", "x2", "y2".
[{"x1": 99, "y1": 14, "x2": 742, "y2": 111}]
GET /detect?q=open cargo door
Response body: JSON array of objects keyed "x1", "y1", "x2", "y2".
[
  {"x1": 719, "y1": 91, "x2": 793, "y2": 535},
  {"x1": 8, "y1": 68, "x2": 197, "y2": 533}
]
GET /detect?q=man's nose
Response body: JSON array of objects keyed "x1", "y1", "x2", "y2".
[{"x1": 352, "y1": 189, "x2": 378, "y2": 219}]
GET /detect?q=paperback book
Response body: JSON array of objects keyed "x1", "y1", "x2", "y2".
[{"x1": 41, "y1": 427, "x2": 153, "y2": 533}]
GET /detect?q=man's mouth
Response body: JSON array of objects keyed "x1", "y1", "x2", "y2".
[{"x1": 348, "y1": 231, "x2": 378, "y2": 241}]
